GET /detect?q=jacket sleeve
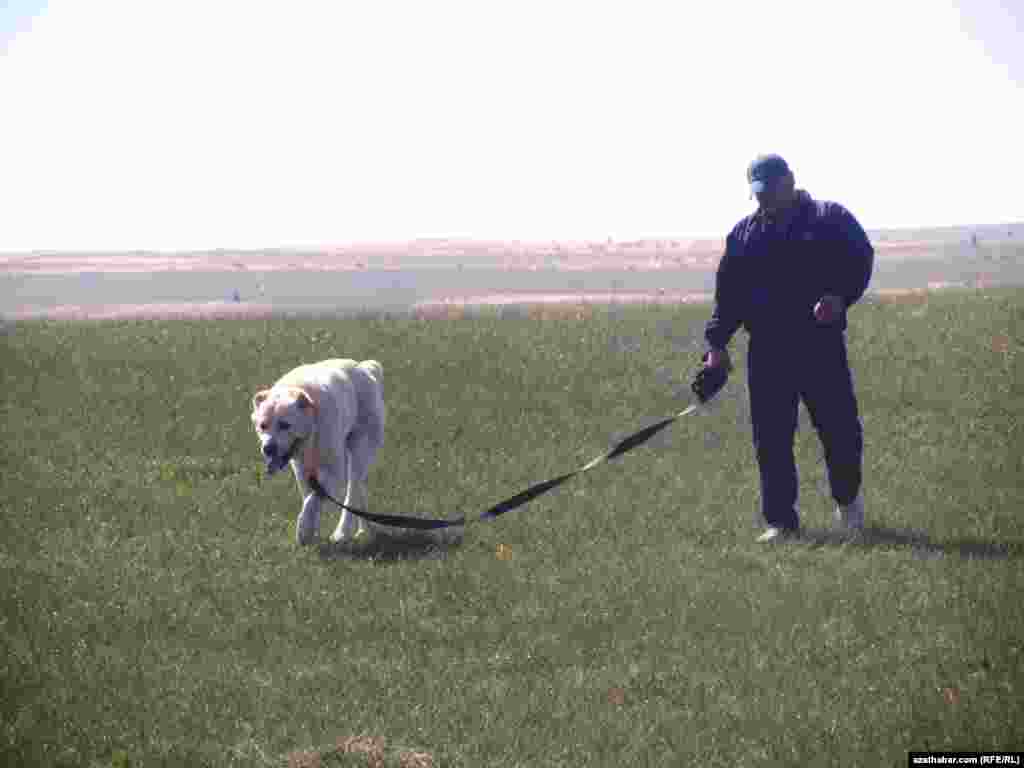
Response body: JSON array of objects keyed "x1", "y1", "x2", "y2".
[
  {"x1": 704, "y1": 228, "x2": 744, "y2": 351},
  {"x1": 831, "y1": 205, "x2": 874, "y2": 308}
]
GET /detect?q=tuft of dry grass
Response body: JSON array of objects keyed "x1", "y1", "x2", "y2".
[
  {"x1": 336, "y1": 735, "x2": 386, "y2": 767},
  {"x1": 274, "y1": 735, "x2": 433, "y2": 768},
  {"x1": 288, "y1": 749, "x2": 323, "y2": 768},
  {"x1": 397, "y1": 750, "x2": 435, "y2": 768}
]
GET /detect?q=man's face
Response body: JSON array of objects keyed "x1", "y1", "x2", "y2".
[{"x1": 753, "y1": 173, "x2": 795, "y2": 214}]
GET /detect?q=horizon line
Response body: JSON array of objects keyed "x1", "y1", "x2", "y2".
[{"x1": 1, "y1": 220, "x2": 1021, "y2": 256}]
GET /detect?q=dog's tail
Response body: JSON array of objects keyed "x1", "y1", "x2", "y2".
[{"x1": 359, "y1": 360, "x2": 383, "y2": 386}]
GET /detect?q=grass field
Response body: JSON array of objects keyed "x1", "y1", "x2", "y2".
[{"x1": 2, "y1": 287, "x2": 1023, "y2": 767}]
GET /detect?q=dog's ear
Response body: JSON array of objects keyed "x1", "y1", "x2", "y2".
[{"x1": 252, "y1": 390, "x2": 271, "y2": 410}]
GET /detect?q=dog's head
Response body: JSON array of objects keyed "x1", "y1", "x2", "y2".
[{"x1": 251, "y1": 387, "x2": 317, "y2": 475}]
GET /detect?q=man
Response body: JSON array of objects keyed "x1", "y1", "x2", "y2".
[{"x1": 700, "y1": 154, "x2": 874, "y2": 542}]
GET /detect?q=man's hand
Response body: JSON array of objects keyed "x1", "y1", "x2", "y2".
[
  {"x1": 692, "y1": 348, "x2": 732, "y2": 404},
  {"x1": 814, "y1": 294, "x2": 845, "y2": 324}
]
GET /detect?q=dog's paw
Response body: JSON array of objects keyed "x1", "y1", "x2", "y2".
[
  {"x1": 329, "y1": 528, "x2": 353, "y2": 544},
  {"x1": 296, "y1": 497, "x2": 321, "y2": 546},
  {"x1": 330, "y1": 525, "x2": 374, "y2": 546}
]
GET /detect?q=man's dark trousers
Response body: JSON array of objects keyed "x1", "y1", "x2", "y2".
[{"x1": 747, "y1": 327, "x2": 864, "y2": 529}]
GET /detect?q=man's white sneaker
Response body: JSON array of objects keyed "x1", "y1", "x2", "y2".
[
  {"x1": 834, "y1": 491, "x2": 865, "y2": 530},
  {"x1": 756, "y1": 526, "x2": 800, "y2": 543}
]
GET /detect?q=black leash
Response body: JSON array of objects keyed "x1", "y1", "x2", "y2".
[
  {"x1": 309, "y1": 403, "x2": 702, "y2": 530},
  {"x1": 307, "y1": 353, "x2": 730, "y2": 531}
]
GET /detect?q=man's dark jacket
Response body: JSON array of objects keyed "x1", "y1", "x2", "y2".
[{"x1": 704, "y1": 189, "x2": 874, "y2": 350}]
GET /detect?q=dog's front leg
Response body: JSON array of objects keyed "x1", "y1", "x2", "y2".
[
  {"x1": 296, "y1": 492, "x2": 321, "y2": 546},
  {"x1": 292, "y1": 458, "x2": 320, "y2": 546}
]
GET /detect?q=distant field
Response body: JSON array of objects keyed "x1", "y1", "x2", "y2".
[
  {"x1": 3, "y1": 238, "x2": 1024, "y2": 321},
  {"x1": 1, "y1": 285, "x2": 1022, "y2": 766}
]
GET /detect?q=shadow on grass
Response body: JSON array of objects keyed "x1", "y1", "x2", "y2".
[
  {"x1": 797, "y1": 525, "x2": 1023, "y2": 560},
  {"x1": 316, "y1": 526, "x2": 465, "y2": 563}
]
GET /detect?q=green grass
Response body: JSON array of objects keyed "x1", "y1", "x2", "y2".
[{"x1": 2, "y1": 287, "x2": 1023, "y2": 767}]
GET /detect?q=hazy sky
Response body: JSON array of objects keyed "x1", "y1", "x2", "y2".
[{"x1": 1, "y1": 0, "x2": 1021, "y2": 250}]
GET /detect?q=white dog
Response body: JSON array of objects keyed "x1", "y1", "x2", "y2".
[{"x1": 251, "y1": 359, "x2": 385, "y2": 546}]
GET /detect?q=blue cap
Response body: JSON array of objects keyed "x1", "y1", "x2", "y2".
[{"x1": 747, "y1": 154, "x2": 791, "y2": 196}]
